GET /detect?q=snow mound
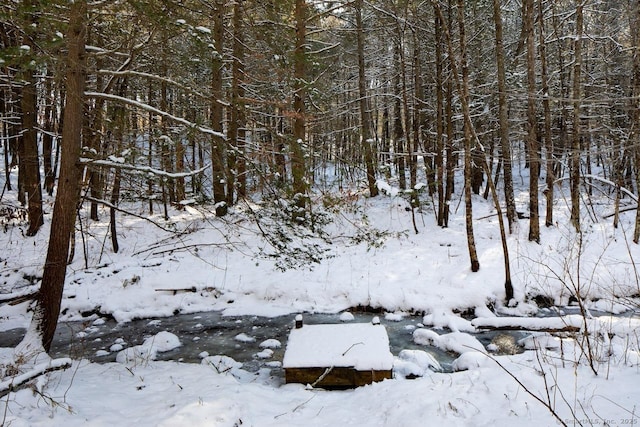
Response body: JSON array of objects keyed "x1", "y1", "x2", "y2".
[
  {"x1": 259, "y1": 339, "x2": 281, "y2": 349},
  {"x1": 255, "y1": 349, "x2": 273, "y2": 359},
  {"x1": 394, "y1": 349, "x2": 442, "y2": 378},
  {"x1": 452, "y1": 352, "x2": 490, "y2": 371},
  {"x1": 519, "y1": 333, "x2": 561, "y2": 350},
  {"x1": 234, "y1": 333, "x2": 256, "y2": 343},
  {"x1": 202, "y1": 355, "x2": 243, "y2": 373},
  {"x1": 414, "y1": 330, "x2": 485, "y2": 354},
  {"x1": 116, "y1": 331, "x2": 181, "y2": 364},
  {"x1": 384, "y1": 312, "x2": 405, "y2": 322},
  {"x1": 339, "y1": 311, "x2": 355, "y2": 322}
]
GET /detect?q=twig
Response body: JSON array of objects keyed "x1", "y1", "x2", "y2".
[
  {"x1": 310, "y1": 366, "x2": 334, "y2": 388},
  {"x1": 481, "y1": 350, "x2": 568, "y2": 426},
  {"x1": 342, "y1": 342, "x2": 364, "y2": 356}
]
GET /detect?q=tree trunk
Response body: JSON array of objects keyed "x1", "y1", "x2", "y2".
[
  {"x1": 435, "y1": 11, "x2": 446, "y2": 226},
  {"x1": 525, "y1": 0, "x2": 540, "y2": 243},
  {"x1": 355, "y1": 0, "x2": 378, "y2": 197},
  {"x1": 393, "y1": 42, "x2": 406, "y2": 191},
  {"x1": 27, "y1": 0, "x2": 86, "y2": 353},
  {"x1": 631, "y1": 0, "x2": 640, "y2": 242},
  {"x1": 21, "y1": 61, "x2": 44, "y2": 236},
  {"x1": 492, "y1": 0, "x2": 516, "y2": 233},
  {"x1": 211, "y1": 0, "x2": 228, "y2": 214},
  {"x1": 291, "y1": 0, "x2": 308, "y2": 215},
  {"x1": 457, "y1": 0, "x2": 480, "y2": 272},
  {"x1": 42, "y1": 70, "x2": 55, "y2": 197},
  {"x1": 19, "y1": 0, "x2": 44, "y2": 236},
  {"x1": 570, "y1": 2, "x2": 584, "y2": 233},
  {"x1": 231, "y1": 0, "x2": 247, "y2": 199},
  {"x1": 538, "y1": 0, "x2": 555, "y2": 227}
]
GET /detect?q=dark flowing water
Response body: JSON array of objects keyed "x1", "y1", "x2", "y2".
[{"x1": 0, "y1": 311, "x2": 475, "y2": 375}]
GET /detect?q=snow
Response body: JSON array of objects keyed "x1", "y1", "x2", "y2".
[
  {"x1": 259, "y1": 339, "x2": 282, "y2": 349},
  {"x1": 1, "y1": 171, "x2": 640, "y2": 425},
  {"x1": 339, "y1": 311, "x2": 355, "y2": 322},
  {"x1": 394, "y1": 349, "x2": 443, "y2": 377},
  {"x1": 283, "y1": 323, "x2": 394, "y2": 371},
  {"x1": 116, "y1": 331, "x2": 181, "y2": 364}
]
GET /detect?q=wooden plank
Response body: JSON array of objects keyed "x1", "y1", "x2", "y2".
[{"x1": 285, "y1": 367, "x2": 392, "y2": 389}]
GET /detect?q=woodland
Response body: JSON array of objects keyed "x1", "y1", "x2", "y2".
[{"x1": 2, "y1": 0, "x2": 640, "y2": 355}]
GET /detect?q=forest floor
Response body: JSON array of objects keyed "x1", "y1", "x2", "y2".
[{"x1": 1, "y1": 175, "x2": 640, "y2": 426}]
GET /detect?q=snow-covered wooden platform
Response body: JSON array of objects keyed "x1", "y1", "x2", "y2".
[{"x1": 283, "y1": 318, "x2": 393, "y2": 388}]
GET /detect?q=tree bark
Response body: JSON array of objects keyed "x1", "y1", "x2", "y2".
[
  {"x1": 20, "y1": 0, "x2": 44, "y2": 236},
  {"x1": 525, "y1": 0, "x2": 540, "y2": 243},
  {"x1": 435, "y1": 10, "x2": 446, "y2": 226},
  {"x1": 631, "y1": 0, "x2": 640, "y2": 242},
  {"x1": 21, "y1": 62, "x2": 44, "y2": 236},
  {"x1": 455, "y1": 0, "x2": 479, "y2": 271},
  {"x1": 291, "y1": 0, "x2": 309, "y2": 215},
  {"x1": 538, "y1": 0, "x2": 555, "y2": 228},
  {"x1": 211, "y1": 0, "x2": 228, "y2": 214},
  {"x1": 231, "y1": 0, "x2": 247, "y2": 199},
  {"x1": 570, "y1": 2, "x2": 584, "y2": 233},
  {"x1": 29, "y1": 0, "x2": 86, "y2": 353},
  {"x1": 355, "y1": 0, "x2": 378, "y2": 197},
  {"x1": 491, "y1": 0, "x2": 516, "y2": 233},
  {"x1": 42, "y1": 70, "x2": 56, "y2": 197}
]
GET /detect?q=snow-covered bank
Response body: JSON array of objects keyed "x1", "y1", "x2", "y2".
[{"x1": 1, "y1": 190, "x2": 640, "y2": 425}]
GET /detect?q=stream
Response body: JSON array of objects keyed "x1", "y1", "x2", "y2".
[{"x1": 0, "y1": 310, "x2": 534, "y2": 382}]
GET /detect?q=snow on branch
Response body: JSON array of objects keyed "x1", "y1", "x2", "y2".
[
  {"x1": 0, "y1": 358, "x2": 72, "y2": 398},
  {"x1": 79, "y1": 157, "x2": 211, "y2": 180},
  {"x1": 85, "y1": 92, "x2": 226, "y2": 139},
  {"x1": 472, "y1": 316, "x2": 583, "y2": 333},
  {"x1": 96, "y1": 70, "x2": 215, "y2": 102},
  {"x1": 554, "y1": 174, "x2": 638, "y2": 202}
]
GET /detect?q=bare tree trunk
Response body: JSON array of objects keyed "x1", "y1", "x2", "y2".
[
  {"x1": 435, "y1": 11, "x2": 446, "y2": 226},
  {"x1": 231, "y1": 0, "x2": 247, "y2": 199},
  {"x1": 210, "y1": 0, "x2": 228, "y2": 213},
  {"x1": 631, "y1": 0, "x2": 640, "y2": 242},
  {"x1": 21, "y1": 62, "x2": 44, "y2": 236},
  {"x1": 355, "y1": 0, "x2": 378, "y2": 197},
  {"x1": 432, "y1": 0, "x2": 478, "y2": 270},
  {"x1": 27, "y1": 0, "x2": 86, "y2": 353},
  {"x1": 291, "y1": 0, "x2": 308, "y2": 215},
  {"x1": 393, "y1": 42, "x2": 406, "y2": 191},
  {"x1": 0, "y1": 91, "x2": 10, "y2": 191},
  {"x1": 492, "y1": 0, "x2": 516, "y2": 233},
  {"x1": 42, "y1": 70, "x2": 56, "y2": 196},
  {"x1": 525, "y1": 0, "x2": 540, "y2": 243},
  {"x1": 538, "y1": 0, "x2": 555, "y2": 227},
  {"x1": 570, "y1": 2, "x2": 584, "y2": 233},
  {"x1": 456, "y1": 0, "x2": 479, "y2": 271},
  {"x1": 109, "y1": 80, "x2": 126, "y2": 253},
  {"x1": 20, "y1": 1, "x2": 44, "y2": 236}
]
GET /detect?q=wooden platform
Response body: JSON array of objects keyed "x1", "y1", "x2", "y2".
[{"x1": 283, "y1": 321, "x2": 393, "y2": 389}]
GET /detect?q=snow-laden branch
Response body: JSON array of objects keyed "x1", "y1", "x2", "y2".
[
  {"x1": 580, "y1": 174, "x2": 638, "y2": 202},
  {"x1": 85, "y1": 92, "x2": 225, "y2": 139},
  {"x1": 96, "y1": 70, "x2": 215, "y2": 102},
  {"x1": 0, "y1": 358, "x2": 72, "y2": 398},
  {"x1": 553, "y1": 174, "x2": 638, "y2": 203},
  {"x1": 79, "y1": 157, "x2": 211, "y2": 180}
]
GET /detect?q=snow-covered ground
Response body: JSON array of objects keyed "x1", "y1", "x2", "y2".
[{"x1": 1, "y1": 176, "x2": 640, "y2": 426}]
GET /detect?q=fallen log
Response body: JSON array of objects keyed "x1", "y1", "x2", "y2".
[
  {"x1": 0, "y1": 358, "x2": 72, "y2": 398},
  {"x1": 0, "y1": 291, "x2": 39, "y2": 306},
  {"x1": 472, "y1": 315, "x2": 583, "y2": 333}
]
